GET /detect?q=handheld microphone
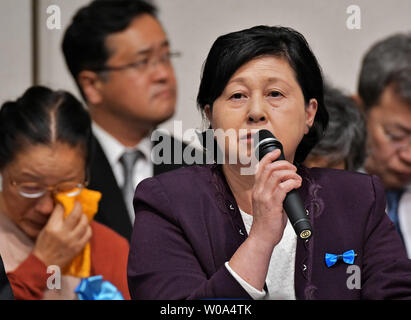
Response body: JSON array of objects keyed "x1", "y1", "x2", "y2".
[{"x1": 254, "y1": 129, "x2": 312, "y2": 240}]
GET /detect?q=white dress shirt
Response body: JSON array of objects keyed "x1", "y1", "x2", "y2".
[
  {"x1": 397, "y1": 186, "x2": 411, "y2": 257},
  {"x1": 225, "y1": 208, "x2": 297, "y2": 300},
  {"x1": 92, "y1": 122, "x2": 153, "y2": 223}
]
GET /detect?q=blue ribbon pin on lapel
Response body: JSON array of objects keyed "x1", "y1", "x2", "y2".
[
  {"x1": 325, "y1": 250, "x2": 356, "y2": 267},
  {"x1": 75, "y1": 275, "x2": 124, "y2": 300}
]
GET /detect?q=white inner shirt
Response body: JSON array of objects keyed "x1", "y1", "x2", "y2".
[
  {"x1": 92, "y1": 122, "x2": 153, "y2": 223},
  {"x1": 225, "y1": 208, "x2": 297, "y2": 300}
]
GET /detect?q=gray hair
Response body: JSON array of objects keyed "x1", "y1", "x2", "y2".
[
  {"x1": 308, "y1": 84, "x2": 366, "y2": 171},
  {"x1": 358, "y1": 33, "x2": 411, "y2": 110},
  {"x1": 388, "y1": 67, "x2": 411, "y2": 105}
]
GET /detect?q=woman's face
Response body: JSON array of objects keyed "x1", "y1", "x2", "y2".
[
  {"x1": 206, "y1": 56, "x2": 317, "y2": 165},
  {"x1": 0, "y1": 142, "x2": 86, "y2": 239}
]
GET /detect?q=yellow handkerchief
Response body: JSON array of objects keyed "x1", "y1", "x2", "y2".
[{"x1": 55, "y1": 188, "x2": 102, "y2": 278}]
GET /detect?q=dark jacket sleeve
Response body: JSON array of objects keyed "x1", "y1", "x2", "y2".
[
  {"x1": 0, "y1": 254, "x2": 13, "y2": 300},
  {"x1": 127, "y1": 177, "x2": 250, "y2": 300},
  {"x1": 361, "y1": 175, "x2": 411, "y2": 299}
]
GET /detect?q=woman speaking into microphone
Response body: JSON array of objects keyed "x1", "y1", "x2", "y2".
[{"x1": 127, "y1": 25, "x2": 411, "y2": 300}]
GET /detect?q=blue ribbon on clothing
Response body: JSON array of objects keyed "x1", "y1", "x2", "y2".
[
  {"x1": 325, "y1": 250, "x2": 356, "y2": 268},
  {"x1": 74, "y1": 275, "x2": 124, "y2": 300}
]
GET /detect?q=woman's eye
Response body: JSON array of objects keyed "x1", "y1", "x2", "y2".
[
  {"x1": 230, "y1": 93, "x2": 245, "y2": 100},
  {"x1": 268, "y1": 91, "x2": 283, "y2": 98}
]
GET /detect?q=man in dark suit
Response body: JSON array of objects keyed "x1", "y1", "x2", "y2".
[
  {"x1": 356, "y1": 33, "x2": 411, "y2": 255},
  {"x1": 62, "y1": 0, "x2": 195, "y2": 240}
]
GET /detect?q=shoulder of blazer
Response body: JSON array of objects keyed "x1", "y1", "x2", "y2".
[{"x1": 152, "y1": 134, "x2": 205, "y2": 176}]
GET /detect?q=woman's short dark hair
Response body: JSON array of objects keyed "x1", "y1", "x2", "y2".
[
  {"x1": 0, "y1": 86, "x2": 92, "y2": 170},
  {"x1": 197, "y1": 25, "x2": 329, "y2": 164}
]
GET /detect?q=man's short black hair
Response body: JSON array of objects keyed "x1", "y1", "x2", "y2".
[{"x1": 62, "y1": 0, "x2": 157, "y2": 95}]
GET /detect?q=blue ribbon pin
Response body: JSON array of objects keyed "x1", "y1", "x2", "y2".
[
  {"x1": 325, "y1": 250, "x2": 356, "y2": 268},
  {"x1": 75, "y1": 275, "x2": 124, "y2": 300}
]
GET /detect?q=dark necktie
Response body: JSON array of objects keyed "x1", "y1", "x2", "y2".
[
  {"x1": 120, "y1": 150, "x2": 142, "y2": 224},
  {"x1": 386, "y1": 189, "x2": 405, "y2": 241}
]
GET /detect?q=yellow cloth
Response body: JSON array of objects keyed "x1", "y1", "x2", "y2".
[{"x1": 54, "y1": 188, "x2": 102, "y2": 278}]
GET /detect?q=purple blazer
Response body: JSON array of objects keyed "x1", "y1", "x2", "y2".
[{"x1": 127, "y1": 164, "x2": 411, "y2": 300}]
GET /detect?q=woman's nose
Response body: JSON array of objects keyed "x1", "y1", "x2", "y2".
[
  {"x1": 247, "y1": 97, "x2": 267, "y2": 124},
  {"x1": 34, "y1": 192, "x2": 55, "y2": 216}
]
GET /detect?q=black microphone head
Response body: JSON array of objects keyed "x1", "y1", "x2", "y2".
[
  {"x1": 254, "y1": 129, "x2": 283, "y2": 161},
  {"x1": 255, "y1": 129, "x2": 275, "y2": 142}
]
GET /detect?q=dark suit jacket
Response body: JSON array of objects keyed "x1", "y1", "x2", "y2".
[
  {"x1": 128, "y1": 164, "x2": 411, "y2": 300},
  {"x1": 0, "y1": 255, "x2": 13, "y2": 300},
  {"x1": 89, "y1": 133, "x2": 198, "y2": 240}
]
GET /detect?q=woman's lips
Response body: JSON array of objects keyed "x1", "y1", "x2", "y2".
[{"x1": 240, "y1": 132, "x2": 254, "y2": 143}]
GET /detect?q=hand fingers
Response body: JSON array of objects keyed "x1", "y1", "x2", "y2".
[
  {"x1": 71, "y1": 225, "x2": 92, "y2": 253},
  {"x1": 64, "y1": 201, "x2": 83, "y2": 230},
  {"x1": 255, "y1": 149, "x2": 298, "y2": 192},
  {"x1": 80, "y1": 225, "x2": 92, "y2": 245},
  {"x1": 258, "y1": 168, "x2": 301, "y2": 194},
  {"x1": 69, "y1": 212, "x2": 90, "y2": 240},
  {"x1": 275, "y1": 176, "x2": 303, "y2": 202},
  {"x1": 253, "y1": 152, "x2": 302, "y2": 209},
  {"x1": 257, "y1": 160, "x2": 297, "y2": 186},
  {"x1": 258, "y1": 149, "x2": 282, "y2": 169},
  {"x1": 46, "y1": 203, "x2": 64, "y2": 228},
  {"x1": 254, "y1": 168, "x2": 302, "y2": 205},
  {"x1": 255, "y1": 149, "x2": 293, "y2": 179}
]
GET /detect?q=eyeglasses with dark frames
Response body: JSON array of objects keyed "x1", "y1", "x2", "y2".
[{"x1": 91, "y1": 51, "x2": 181, "y2": 74}]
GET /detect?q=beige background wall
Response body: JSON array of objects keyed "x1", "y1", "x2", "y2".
[
  {"x1": 0, "y1": 0, "x2": 32, "y2": 102},
  {"x1": 1, "y1": 0, "x2": 411, "y2": 142}
]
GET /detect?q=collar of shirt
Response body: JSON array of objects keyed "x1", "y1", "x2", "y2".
[
  {"x1": 92, "y1": 122, "x2": 151, "y2": 166},
  {"x1": 92, "y1": 122, "x2": 153, "y2": 223}
]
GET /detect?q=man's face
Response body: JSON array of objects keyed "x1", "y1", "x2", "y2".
[
  {"x1": 95, "y1": 14, "x2": 177, "y2": 130},
  {"x1": 365, "y1": 85, "x2": 411, "y2": 189}
]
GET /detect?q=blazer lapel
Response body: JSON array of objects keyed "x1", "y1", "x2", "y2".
[
  {"x1": 294, "y1": 166, "x2": 316, "y2": 300},
  {"x1": 88, "y1": 135, "x2": 133, "y2": 240}
]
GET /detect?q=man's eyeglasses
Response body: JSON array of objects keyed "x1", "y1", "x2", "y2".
[
  {"x1": 91, "y1": 51, "x2": 181, "y2": 74},
  {"x1": 383, "y1": 126, "x2": 411, "y2": 151},
  {"x1": 10, "y1": 180, "x2": 89, "y2": 199}
]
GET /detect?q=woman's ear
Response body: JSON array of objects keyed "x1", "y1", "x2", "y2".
[
  {"x1": 204, "y1": 104, "x2": 212, "y2": 122},
  {"x1": 305, "y1": 98, "x2": 318, "y2": 134},
  {"x1": 77, "y1": 71, "x2": 104, "y2": 105}
]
